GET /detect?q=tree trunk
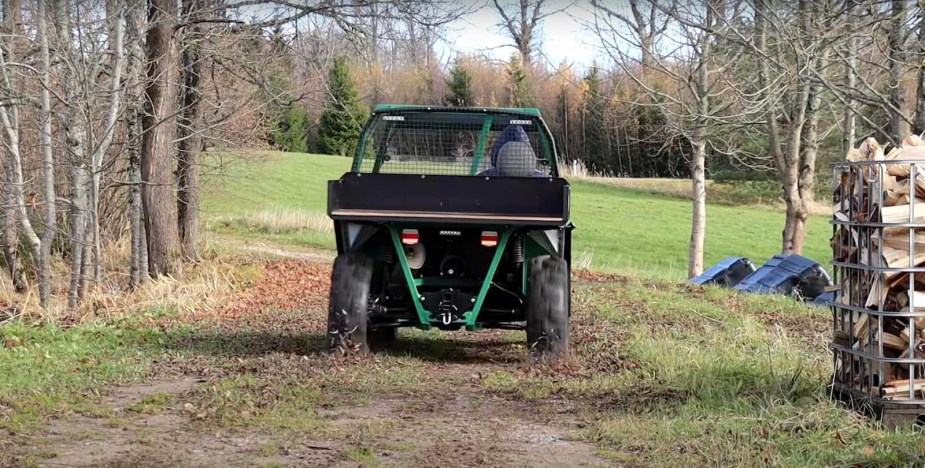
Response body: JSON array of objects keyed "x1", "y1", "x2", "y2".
[
  {"x1": 0, "y1": 0, "x2": 31, "y2": 293},
  {"x1": 781, "y1": 1, "x2": 813, "y2": 255},
  {"x1": 86, "y1": 0, "x2": 125, "y2": 283},
  {"x1": 915, "y1": 4, "x2": 925, "y2": 135},
  {"x1": 1, "y1": 158, "x2": 24, "y2": 292},
  {"x1": 36, "y1": 0, "x2": 56, "y2": 307},
  {"x1": 51, "y1": 0, "x2": 91, "y2": 311},
  {"x1": 177, "y1": 0, "x2": 203, "y2": 261},
  {"x1": 889, "y1": 0, "x2": 910, "y2": 142},
  {"x1": 689, "y1": 137, "x2": 707, "y2": 278},
  {"x1": 843, "y1": 0, "x2": 858, "y2": 154},
  {"x1": 123, "y1": 1, "x2": 146, "y2": 287},
  {"x1": 66, "y1": 151, "x2": 88, "y2": 311},
  {"x1": 141, "y1": 0, "x2": 180, "y2": 277}
]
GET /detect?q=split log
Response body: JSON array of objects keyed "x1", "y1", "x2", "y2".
[
  {"x1": 871, "y1": 229, "x2": 925, "y2": 251},
  {"x1": 885, "y1": 145, "x2": 925, "y2": 178},
  {"x1": 881, "y1": 378, "x2": 925, "y2": 394},
  {"x1": 880, "y1": 202, "x2": 925, "y2": 224}
]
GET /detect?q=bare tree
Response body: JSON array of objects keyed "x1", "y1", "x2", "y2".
[
  {"x1": 88, "y1": 0, "x2": 127, "y2": 282},
  {"x1": 125, "y1": 1, "x2": 148, "y2": 286},
  {"x1": 753, "y1": 0, "x2": 835, "y2": 254},
  {"x1": 0, "y1": 0, "x2": 30, "y2": 293},
  {"x1": 592, "y1": 0, "x2": 740, "y2": 277},
  {"x1": 492, "y1": 0, "x2": 546, "y2": 67},
  {"x1": 591, "y1": 0, "x2": 675, "y2": 74},
  {"x1": 49, "y1": 0, "x2": 91, "y2": 309}
]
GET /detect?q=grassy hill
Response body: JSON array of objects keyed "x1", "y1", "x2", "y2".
[{"x1": 204, "y1": 151, "x2": 831, "y2": 279}]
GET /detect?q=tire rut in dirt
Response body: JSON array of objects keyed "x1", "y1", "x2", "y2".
[{"x1": 526, "y1": 255, "x2": 570, "y2": 361}]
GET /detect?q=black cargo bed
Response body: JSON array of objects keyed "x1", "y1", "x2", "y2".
[{"x1": 328, "y1": 173, "x2": 569, "y2": 226}]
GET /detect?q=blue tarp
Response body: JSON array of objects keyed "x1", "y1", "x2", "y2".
[
  {"x1": 688, "y1": 256, "x2": 756, "y2": 287},
  {"x1": 733, "y1": 254, "x2": 831, "y2": 300}
]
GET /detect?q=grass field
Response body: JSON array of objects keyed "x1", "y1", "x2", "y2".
[{"x1": 204, "y1": 151, "x2": 832, "y2": 279}]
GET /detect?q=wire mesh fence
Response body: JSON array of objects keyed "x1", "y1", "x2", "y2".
[
  {"x1": 831, "y1": 158, "x2": 925, "y2": 411},
  {"x1": 355, "y1": 110, "x2": 555, "y2": 177}
]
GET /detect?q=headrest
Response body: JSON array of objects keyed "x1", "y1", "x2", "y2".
[{"x1": 497, "y1": 141, "x2": 537, "y2": 177}]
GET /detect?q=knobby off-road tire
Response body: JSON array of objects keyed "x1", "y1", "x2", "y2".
[
  {"x1": 328, "y1": 252, "x2": 374, "y2": 355},
  {"x1": 526, "y1": 255, "x2": 569, "y2": 361}
]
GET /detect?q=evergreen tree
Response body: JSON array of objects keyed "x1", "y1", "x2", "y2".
[
  {"x1": 318, "y1": 57, "x2": 368, "y2": 156},
  {"x1": 506, "y1": 54, "x2": 531, "y2": 107},
  {"x1": 582, "y1": 66, "x2": 609, "y2": 174},
  {"x1": 270, "y1": 104, "x2": 309, "y2": 153},
  {"x1": 444, "y1": 58, "x2": 474, "y2": 107}
]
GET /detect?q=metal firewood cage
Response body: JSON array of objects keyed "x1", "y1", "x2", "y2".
[{"x1": 830, "y1": 158, "x2": 925, "y2": 426}]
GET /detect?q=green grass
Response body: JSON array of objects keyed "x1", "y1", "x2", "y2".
[
  {"x1": 0, "y1": 323, "x2": 164, "y2": 431},
  {"x1": 203, "y1": 151, "x2": 830, "y2": 279},
  {"x1": 483, "y1": 280, "x2": 925, "y2": 466}
]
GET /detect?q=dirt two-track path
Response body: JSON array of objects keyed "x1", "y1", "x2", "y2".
[{"x1": 5, "y1": 256, "x2": 614, "y2": 468}]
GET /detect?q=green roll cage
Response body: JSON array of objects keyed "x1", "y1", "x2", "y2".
[{"x1": 351, "y1": 105, "x2": 560, "y2": 177}]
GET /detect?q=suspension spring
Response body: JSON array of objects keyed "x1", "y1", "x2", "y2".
[
  {"x1": 511, "y1": 235, "x2": 524, "y2": 265},
  {"x1": 377, "y1": 243, "x2": 394, "y2": 264}
]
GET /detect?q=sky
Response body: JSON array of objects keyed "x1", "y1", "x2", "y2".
[{"x1": 443, "y1": 2, "x2": 604, "y2": 69}]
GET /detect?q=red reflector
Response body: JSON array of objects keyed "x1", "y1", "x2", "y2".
[
  {"x1": 481, "y1": 231, "x2": 499, "y2": 247},
  {"x1": 401, "y1": 229, "x2": 420, "y2": 245}
]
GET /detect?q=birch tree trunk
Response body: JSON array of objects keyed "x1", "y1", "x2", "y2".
[
  {"x1": 87, "y1": 0, "x2": 125, "y2": 283},
  {"x1": 142, "y1": 0, "x2": 181, "y2": 276},
  {"x1": 0, "y1": 0, "x2": 40, "y2": 292},
  {"x1": 36, "y1": 0, "x2": 56, "y2": 307},
  {"x1": 124, "y1": 2, "x2": 147, "y2": 286},
  {"x1": 51, "y1": 0, "x2": 90, "y2": 310},
  {"x1": 0, "y1": 0, "x2": 21, "y2": 292}
]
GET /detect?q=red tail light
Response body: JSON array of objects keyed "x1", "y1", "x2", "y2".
[
  {"x1": 481, "y1": 231, "x2": 499, "y2": 247},
  {"x1": 401, "y1": 229, "x2": 420, "y2": 245}
]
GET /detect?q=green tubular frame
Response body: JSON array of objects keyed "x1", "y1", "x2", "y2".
[
  {"x1": 388, "y1": 227, "x2": 511, "y2": 331},
  {"x1": 354, "y1": 109, "x2": 559, "y2": 175},
  {"x1": 469, "y1": 115, "x2": 494, "y2": 175}
]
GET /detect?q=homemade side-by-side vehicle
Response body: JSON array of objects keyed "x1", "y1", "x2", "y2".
[{"x1": 326, "y1": 105, "x2": 572, "y2": 360}]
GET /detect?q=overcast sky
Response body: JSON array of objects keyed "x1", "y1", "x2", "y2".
[{"x1": 443, "y1": 2, "x2": 605, "y2": 69}]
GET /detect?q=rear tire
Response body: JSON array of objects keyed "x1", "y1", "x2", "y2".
[
  {"x1": 526, "y1": 255, "x2": 569, "y2": 361},
  {"x1": 328, "y1": 252, "x2": 374, "y2": 355}
]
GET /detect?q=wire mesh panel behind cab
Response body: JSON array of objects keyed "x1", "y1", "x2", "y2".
[{"x1": 355, "y1": 111, "x2": 554, "y2": 177}]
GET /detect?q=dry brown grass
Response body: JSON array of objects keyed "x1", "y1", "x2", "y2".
[
  {"x1": 243, "y1": 208, "x2": 334, "y2": 234},
  {"x1": 0, "y1": 238, "x2": 255, "y2": 324}
]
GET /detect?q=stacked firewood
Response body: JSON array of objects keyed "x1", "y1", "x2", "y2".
[{"x1": 833, "y1": 135, "x2": 925, "y2": 400}]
